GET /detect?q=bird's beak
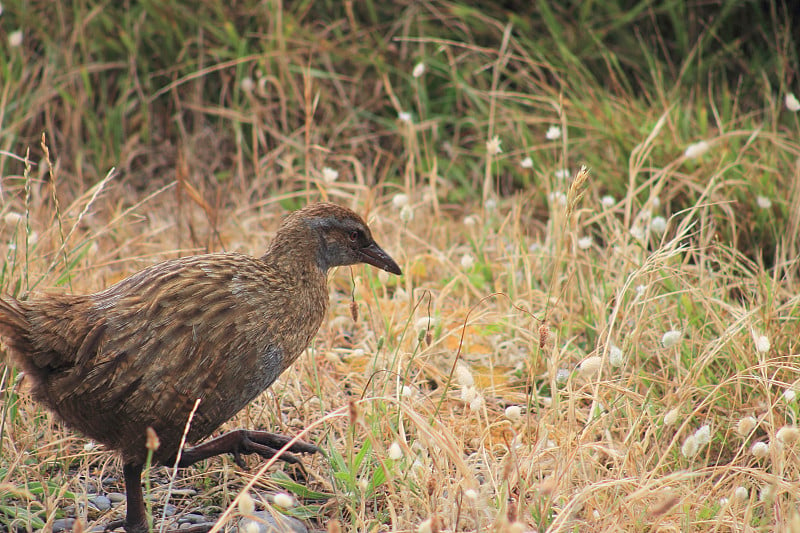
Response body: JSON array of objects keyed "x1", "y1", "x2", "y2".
[{"x1": 360, "y1": 242, "x2": 402, "y2": 275}]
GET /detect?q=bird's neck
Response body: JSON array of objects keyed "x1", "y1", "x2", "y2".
[{"x1": 261, "y1": 225, "x2": 327, "y2": 281}]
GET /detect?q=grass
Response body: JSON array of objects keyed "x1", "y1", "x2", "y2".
[{"x1": 2, "y1": 1, "x2": 800, "y2": 531}]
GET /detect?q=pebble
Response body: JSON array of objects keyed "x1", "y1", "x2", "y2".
[
  {"x1": 51, "y1": 518, "x2": 76, "y2": 532},
  {"x1": 179, "y1": 521, "x2": 216, "y2": 530},
  {"x1": 169, "y1": 488, "x2": 198, "y2": 497},
  {"x1": 107, "y1": 492, "x2": 126, "y2": 505},
  {"x1": 89, "y1": 495, "x2": 112, "y2": 512},
  {"x1": 237, "y1": 512, "x2": 307, "y2": 533},
  {"x1": 178, "y1": 513, "x2": 208, "y2": 524}
]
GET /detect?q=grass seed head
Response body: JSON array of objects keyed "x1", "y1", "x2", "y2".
[
  {"x1": 238, "y1": 491, "x2": 255, "y2": 516},
  {"x1": 145, "y1": 427, "x2": 160, "y2": 451},
  {"x1": 776, "y1": 426, "x2": 800, "y2": 445},
  {"x1": 736, "y1": 416, "x2": 758, "y2": 436},
  {"x1": 751, "y1": 441, "x2": 770, "y2": 458},
  {"x1": 664, "y1": 408, "x2": 681, "y2": 426},
  {"x1": 273, "y1": 493, "x2": 294, "y2": 508}
]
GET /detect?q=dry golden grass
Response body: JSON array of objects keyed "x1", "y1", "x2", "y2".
[{"x1": 3, "y1": 147, "x2": 800, "y2": 531}]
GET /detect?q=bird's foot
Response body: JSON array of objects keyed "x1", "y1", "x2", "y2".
[{"x1": 178, "y1": 429, "x2": 320, "y2": 469}]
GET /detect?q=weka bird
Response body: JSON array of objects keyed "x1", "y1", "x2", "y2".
[{"x1": 0, "y1": 202, "x2": 401, "y2": 533}]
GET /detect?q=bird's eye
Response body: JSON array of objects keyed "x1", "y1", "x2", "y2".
[{"x1": 349, "y1": 230, "x2": 359, "y2": 242}]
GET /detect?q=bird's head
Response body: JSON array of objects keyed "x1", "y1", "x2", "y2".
[{"x1": 276, "y1": 203, "x2": 402, "y2": 275}]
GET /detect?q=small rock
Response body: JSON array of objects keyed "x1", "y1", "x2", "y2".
[
  {"x1": 169, "y1": 488, "x2": 198, "y2": 497},
  {"x1": 89, "y1": 495, "x2": 112, "y2": 512},
  {"x1": 162, "y1": 503, "x2": 177, "y2": 517},
  {"x1": 107, "y1": 492, "x2": 126, "y2": 505},
  {"x1": 52, "y1": 518, "x2": 76, "y2": 532},
  {"x1": 178, "y1": 513, "x2": 208, "y2": 524},
  {"x1": 180, "y1": 522, "x2": 216, "y2": 530},
  {"x1": 237, "y1": 512, "x2": 307, "y2": 533}
]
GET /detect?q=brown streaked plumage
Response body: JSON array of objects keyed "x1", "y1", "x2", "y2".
[{"x1": 0, "y1": 202, "x2": 401, "y2": 533}]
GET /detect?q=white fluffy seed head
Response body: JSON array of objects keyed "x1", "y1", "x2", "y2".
[
  {"x1": 8, "y1": 30, "x2": 22, "y2": 47},
  {"x1": 661, "y1": 329, "x2": 682, "y2": 348},
  {"x1": 505, "y1": 405, "x2": 522, "y2": 421},
  {"x1": 601, "y1": 195, "x2": 616, "y2": 208},
  {"x1": 460, "y1": 386, "x2": 477, "y2": 403},
  {"x1": 609, "y1": 345, "x2": 624, "y2": 367},
  {"x1": 737, "y1": 416, "x2": 758, "y2": 436},
  {"x1": 684, "y1": 140, "x2": 710, "y2": 159},
  {"x1": 388, "y1": 441, "x2": 404, "y2": 460},
  {"x1": 577, "y1": 236, "x2": 593, "y2": 250},
  {"x1": 393, "y1": 193, "x2": 409, "y2": 208},
  {"x1": 238, "y1": 491, "x2": 255, "y2": 516},
  {"x1": 241, "y1": 522, "x2": 261, "y2": 533},
  {"x1": 786, "y1": 92, "x2": 800, "y2": 112},
  {"x1": 755, "y1": 334, "x2": 771, "y2": 353},
  {"x1": 776, "y1": 426, "x2": 800, "y2": 445},
  {"x1": 651, "y1": 216, "x2": 667, "y2": 234},
  {"x1": 485, "y1": 135, "x2": 502, "y2": 155},
  {"x1": 400, "y1": 385, "x2": 417, "y2": 399},
  {"x1": 751, "y1": 441, "x2": 770, "y2": 458},
  {"x1": 464, "y1": 489, "x2": 478, "y2": 501},
  {"x1": 663, "y1": 408, "x2": 680, "y2": 426},
  {"x1": 240, "y1": 77, "x2": 255, "y2": 93},
  {"x1": 455, "y1": 364, "x2": 475, "y2": 387},
  {"x1": 321, "y1": 167, "x2": 339, "y2": 183},
  {"x1": 694, "y1": 425, "x2": 712, "y2": 446},
  {"x1": 469, "y1": 394, "x2": 484, "y2": 412},
  {"x1": 273, "y1": 493, "x2": 294, "y2": 508},
  {"x1": 681, "y1": 435, "x2": 699, "y2": 458},
  {"x1": 399, "y1": 204, "x2": 414, "y2": 222},
  {"x1": 554, "y1": 168, "x2": 570, "y2": 180},
  {"x1": 734, "y1": 486, "x2": 749, "y2": 501},
  {"x1": 578, "y1": 356, "x2": 603, "y2": 378}
]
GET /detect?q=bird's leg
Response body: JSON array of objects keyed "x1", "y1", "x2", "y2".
[
  {"x1": 104, "y1": 462, "x2": 148, "y2": 533},
  {"x1": 176, "y1": 429, "x2": 320, "y2": 469}
]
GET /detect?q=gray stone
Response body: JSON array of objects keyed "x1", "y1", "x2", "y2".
[
  {"x1": 107, "y1": 492, "x2": 126, "y2": 505},
  {"x1": 179, "y1": 513, "x2": 209, "y2": 524},
  {"x1": 237, "y1": 511, "x2": 307, "y2": 533},
  {"x1": 89, "y1": 495, "x2": 112, "y2": 512},
  {"x1": 51, "y1": 518, "x2": 76, "y2": 532},
  {"x1": 179, "y1": 521, "x2": 216, "y2": 530}
]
